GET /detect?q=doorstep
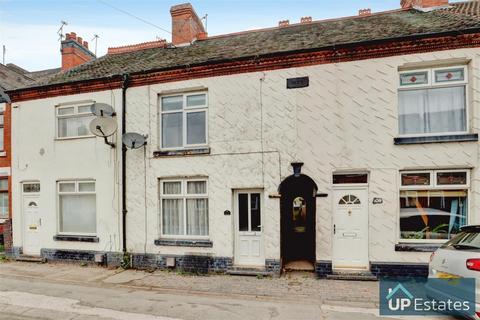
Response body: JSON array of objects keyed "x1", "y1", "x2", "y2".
[
  {"x1": 326, "y1": 271, "x2": 378, "y2": 281},
  {"x1": 14, "y1": 255, "x2": 46, "y2": 263},
  {"x1": 227, "y1": 266, "x2": 273, "y2": 277}
]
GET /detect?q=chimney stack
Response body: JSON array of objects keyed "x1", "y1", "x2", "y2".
[
  {"x1": 359, "y1": 8, "x2": 372, "y2": 16},
  {"x1": 61, "y1": 32, "x2": 95, "y2": 71},
  {"x1": 401, "y1": 0, "x2": 448, "y2": 9},
  {"x1": 170, "y1": 3, "x2": 207, "y2": 45}
]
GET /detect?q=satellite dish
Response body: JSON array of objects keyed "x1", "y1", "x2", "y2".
[
  {"x1": 89, "y1": 117, "x2": 118, "y2": 137},
  {"x1": 91, "y1": 103, "x2": 116, "y2": 117},
  {"x1": 122, "y1": 132, "x2": 147, "y2": 149}
]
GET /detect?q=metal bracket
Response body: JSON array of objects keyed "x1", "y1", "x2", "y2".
[{"x1": 103, "y1": 136, "x2": 115, "y2": 148}]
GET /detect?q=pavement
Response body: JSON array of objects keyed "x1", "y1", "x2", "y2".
[{"x1": 0, "y1": 261, "x2": 453, "y2": 320}]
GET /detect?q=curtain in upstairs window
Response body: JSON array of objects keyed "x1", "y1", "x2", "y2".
[{"x1": 398, "y1": 86, "x2": 466, "y2": 135}]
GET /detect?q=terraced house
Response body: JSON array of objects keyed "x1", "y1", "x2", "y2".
[{"x1": 5, "y1": 0, "x2": 480, "y2": 278}]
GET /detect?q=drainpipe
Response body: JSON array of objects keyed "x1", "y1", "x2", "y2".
[{"x1": 121, "y1": 73, "x2": 130, "y2": 253}]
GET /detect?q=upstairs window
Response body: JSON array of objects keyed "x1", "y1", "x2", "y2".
[
  {"x1": 398, "y1": 66, "x2": 467, "y2": 136},
  {"x1": 160, "y1": 92, "x2": 208, "y2": 149},
  {"x1": 0, "y1": 113, "x2": 4, "y2": 151},
  {"x1": 56, "y1": 104, "x2": 95, "y2": 138}
]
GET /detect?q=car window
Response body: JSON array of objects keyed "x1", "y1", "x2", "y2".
[{"x1": 442, "y1": 231, "x2": 480, "y2": 250}]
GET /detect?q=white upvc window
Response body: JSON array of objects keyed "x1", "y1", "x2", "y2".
[
  {"x1": 160, "y1": 178, "x2": 209, "y2": 238},
  {"x1": 159, "y1": 92, "x2": 208, "y2": 150},
  {"x1": 0, "y1": 112, "x2": 5, "y2": 152},
  {"x1": 399, "y1": 169, "x2": 469, "y2": 243},
  {"x1": 56, "y1": 104, "x2": 95, "y2": 138},
  {"x1": 0, "y1": 178, "x2": 8, "y2": 218},
  {"x1": 58, "y1": 180, "x2": 96, "y2": 235},
  {"x1": 398, "y1": 66, "x2": 468, "y2": 137}
]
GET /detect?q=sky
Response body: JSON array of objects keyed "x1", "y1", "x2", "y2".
[{"x1": 0, "y1": 0, "x2": 463, "y2": 71}]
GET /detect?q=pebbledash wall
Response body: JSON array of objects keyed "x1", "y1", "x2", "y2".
[
  {"x1": 10, "y1": 90, "x2": 123, "y2": 264},
  {"x1": 124, "y1": 47, "x2": 480, "y2": 276}
]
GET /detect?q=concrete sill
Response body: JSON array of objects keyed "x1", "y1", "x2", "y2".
[
  {"x1": 154, "y1": 239, "x2": 213, "y2": 248},
  {"x1": 0, "y1": 151, "x2": 6, "y2": 157},
  {"x1": 395, "y1": 243, "x2": 441, "y2": 252},
  {"x1": 394, "y1": 134, "x2": 478, "y2": 145},
  {"x1": 153, "y1": 147, "x2": 210, "y2": 158},
  {"x1": 53, "y1": 235, "x2": 99, "y2": 243}
]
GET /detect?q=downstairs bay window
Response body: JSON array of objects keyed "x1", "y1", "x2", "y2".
[
  {"x1": 160, "y1": 179, "x2": 209, "y2": 237},
  {"x1": 399, "y1": 170, "x2": 469, "y2": 242}
]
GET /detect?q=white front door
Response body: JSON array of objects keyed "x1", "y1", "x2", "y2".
[
  {"x1": 234, "y1": 190, "x2": 264, "y2": 266},
  {"x1": 332, "y1": 188, "x2": 369, "y2": 271},
  {"x1": 22, "y1": 194, "x2": 41, "y2": 256}
]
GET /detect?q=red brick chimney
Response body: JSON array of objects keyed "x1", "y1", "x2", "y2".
[
  {"x1": 170, "y1": 3, "x2": 207, "y2": 45},
  {"x1": 401, "y1": 0, "x2": 448, "y2": 9},
  {"x1": 61, "y1": 32, "x2": 95, "y2": 71}
]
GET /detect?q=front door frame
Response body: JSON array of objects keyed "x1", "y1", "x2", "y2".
[
  {"x1": 331, "y1": 185, "x2": 369, "y2": 272},
  {"x1": 233, "y1": 189, "x2": 265, "y2": 267},
  {"x1": 21, "y1": 182, "x2": 41, "y2": 256},
  {"x1": 279, "y1": 173, "x2": 317, "y2": 266}
]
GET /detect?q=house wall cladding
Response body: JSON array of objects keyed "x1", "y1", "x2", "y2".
[
  {"x1": 125, "y1": 47, "x2": 480, "y2": 268},
  {"x1": 11, "y1": 90, "x2": 123, "y2": 256},
  {"x1": 9, "y1": 47, "x2": 480, "y2": 273}
]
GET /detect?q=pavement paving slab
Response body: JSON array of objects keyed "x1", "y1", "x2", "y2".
[{"x1": 0, "y1": 261, "x2": 453, "y2": 320}]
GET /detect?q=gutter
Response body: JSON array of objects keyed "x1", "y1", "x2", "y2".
[
  {"x1": 0, "y1": 88, "x2": 11, "y2": 104},
  {"x1": 121, "y1": 73, "x2": 130, "y2": 253}
]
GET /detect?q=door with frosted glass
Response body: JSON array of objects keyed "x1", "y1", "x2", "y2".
[{"x1": 234, "y1": 190, "x2": 264, "y2": 266}]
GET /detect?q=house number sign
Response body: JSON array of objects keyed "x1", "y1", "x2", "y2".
[
  {"x1": 287, "y1": 76, "x2": 309, "y2": 89},
  {"x1": 373, "y1": 198, "x2": 383, "y2": 204}
]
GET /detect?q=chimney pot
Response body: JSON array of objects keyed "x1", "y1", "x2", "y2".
[
  {"x1": 300, "y1": 16, "x2": 312, "y2": 23},
  {"x1": 170, "y1": 3, "x2": 206, "y2": 45},
  {"x1": 61, "y1": 31, "x2": 95, "y2": 71},
  {"x1": 401, "y1": 0, "x2": 448, "y2": 9},
  {"x1": 278, "y1": 20, "x2": 290, "y2": 27},
  {"x1": 359, "y1": 8, "x2": 372, "y2": 16},
  {"x1": 197, "y1": 31, "x2": 208, "y2": 40}
]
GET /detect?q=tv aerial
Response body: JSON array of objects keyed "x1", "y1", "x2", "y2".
[
  {"x1": 122, "y1": 132, "x2": 147, "y2": 149},
  {"x1": 89, "y1": 103, "x2": 117, "y2": 148}
]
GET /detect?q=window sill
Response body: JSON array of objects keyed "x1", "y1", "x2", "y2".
[
  {"x1": 53, "y1": 235, "x2": 99, "y2": 243},
  {"x1": 154, "y1": 238, "x2": 213, "y2": 248},
  {"x1": 394, "y1": 134, "x2": 478, "y2": 145},
  {"x1": 0, "y1": 151, "x2": 6, "y2": 157},
  {"x1": 395, "y1": 243, "x2": 441, "y2": 252},
  {"x1": 55, "y1": 135, "x2": 96, "y2": 141},
  {"x1": 153, "y1": 147, "x2": 210, "y2": 158}
]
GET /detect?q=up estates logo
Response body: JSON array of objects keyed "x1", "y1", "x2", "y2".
[
  {"x1": 385, "y1": 283, "x2": 414, "y2": 311},
  {"x1": 379, "y1": 278, "x2": 475, "y2": 317}
]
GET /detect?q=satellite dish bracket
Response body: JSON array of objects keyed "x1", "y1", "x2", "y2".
[
  {"x1": 104, "y1": 136, "x2": 116, "y2": 148},
  {"x1": 100, "y1": 110, "x2": 116, "y2": 117},
  {"x1": 95, "y1": 124, "x2": 115, "y2": 148}
]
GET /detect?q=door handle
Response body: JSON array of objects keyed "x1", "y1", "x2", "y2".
[{"x1": 334, "y1": 224, "x2": 336, "y2": 235}]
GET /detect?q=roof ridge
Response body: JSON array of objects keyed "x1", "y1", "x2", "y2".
[{"x1": 203, "y1": 8, "x2": 408, "y2": 41}]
